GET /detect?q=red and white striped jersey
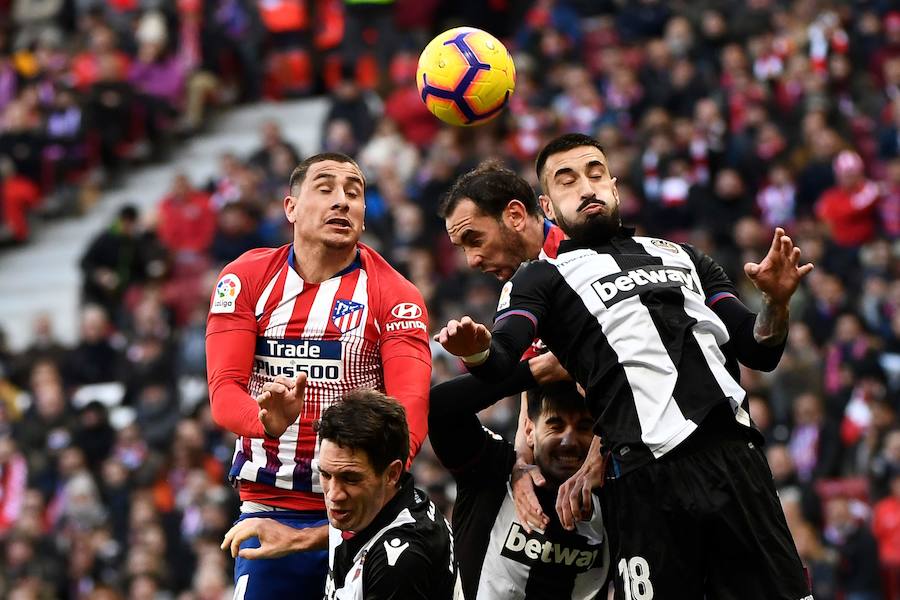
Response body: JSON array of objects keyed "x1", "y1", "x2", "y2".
[{"x1": 206, "y1": 243, "x2": 431, "y2": 511}]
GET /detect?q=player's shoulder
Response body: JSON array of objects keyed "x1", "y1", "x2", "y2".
[
  {"x1": 633, "y1": 236, "x2": 690, "y2": 257},
  {"x1": 391, "y1": 494, "x2": 449, "y2": 549},
  {"x1": 511, "y1": 258, "x2": 559, "y2": 282},
  {"x1": 225, "y1": 244, "x2": 290, "y2": 276}
]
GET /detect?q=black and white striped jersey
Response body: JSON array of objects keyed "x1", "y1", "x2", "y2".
[
  {"x1": 325, "y1": 473, "x2": 463, "y2": 600},
  {"x1": 472, "y1": 232, "x2": 764, "y2": 475},
  {"x1": 428, "y1": 365, "x2": 610, "y2": 600},
  {"x1": 452, "y1": 433, "x2": 608, "y2": 600}
]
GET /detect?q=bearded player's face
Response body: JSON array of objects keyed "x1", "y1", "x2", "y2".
[
  {"x1": 286, "y1": 160, "x2": 366, "y2": 249},
  {"x1": 539, "y1": 146, "x2": 621, "y2": 245}
]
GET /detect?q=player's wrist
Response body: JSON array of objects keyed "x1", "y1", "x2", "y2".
[
  {"x1": 462, "y1": 348, "x2": 490, "y2": 365},
  {"x1": 262, "y1": 421, "x2": 280, "y2": 439}
]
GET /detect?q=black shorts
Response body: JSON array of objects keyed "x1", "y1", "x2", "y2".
[{"x1": 604, "y1": 412, "x2": 812, "y2": 600}]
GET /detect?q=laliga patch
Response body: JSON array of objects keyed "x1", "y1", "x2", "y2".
[
  {"x1": 497, "y1": 281, "x2": 513, "y2": 311},
  {"x1": 650, "y1": 238, "x2": 679, "y2": 254},
  {"x1": 211, "y1": 273, "x2": 241, "y2": 313}
]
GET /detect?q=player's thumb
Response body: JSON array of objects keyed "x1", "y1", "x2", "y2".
[
  {"x1": 744, "y1": 262, "x2": 760, "y2": 278},
  {"x1": 295, "y1": 372, "x2": 308, "y2": 390},
  {"x1": 238, "y1": 547, "x2": 264, "y2": 560},
  {"x1": 531, "y1": 470, "x2": 546, "y2": 487}
]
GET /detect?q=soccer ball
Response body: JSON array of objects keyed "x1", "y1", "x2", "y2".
[{"x1": 416, "y1": 27, "x2": 516, "y2": 127}]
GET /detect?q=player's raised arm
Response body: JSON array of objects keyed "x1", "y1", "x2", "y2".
[
  {"x1": 428, "y1": 360, "x2": 536, "y2": 471},
  {"x1": 378, "y1": 276, "x2": 432, "y2": 461},
  {"x1": 743, "y1": 227, "x2": 814, "y2": 344},
  {"x1": 206, "y1": 266, "x2": 269, "y2": 439},
  {"x1": 682, "y1": 228, "x2": 814, "y2": 372},
  {"x1": 436, "y1": 261, "x2": 554, "y2": 381}
]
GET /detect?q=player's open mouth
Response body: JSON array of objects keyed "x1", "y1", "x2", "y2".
[
  {"x1": 326, "y1": 217, "x2": 352, "y2": 229},
  {"x1": 330, "y1": 508, "x2": 351, "y2": 521},
  {"x1": 555, "y1": 455, "x2": 582, "y2": 466}
]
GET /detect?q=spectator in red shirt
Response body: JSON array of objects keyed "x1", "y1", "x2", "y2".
[
  {"x1": 156, "y1": 172, "x2": 215, "y2": 258},
  {"x1": 816, "y1": 150, "x2": 881, "y2": 248},
  {"x1": 872, "y1": 469, "x2": 900, "y2": 594}
]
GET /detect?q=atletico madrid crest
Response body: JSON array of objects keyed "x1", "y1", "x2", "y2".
[{"x1": 332, "y1": 299, "x2": 365, "y2": 333}]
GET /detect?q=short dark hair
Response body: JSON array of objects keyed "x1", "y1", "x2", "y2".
[
  {"x1": 526, "y1": 381, "x2": 591, "y2": 422},
  {"x1": 439, "y1": 159, "x2": 540, "y2": 219},
  {"x1": 289, "y1": 152, "x2": 362, "y2": 194},
  {"x1": 315, "y1": 389, "x2": 409, "y2": 474},
  {"x1": 535, "y1": 133, "x2": 606, "y2": 185},
  {"x1": 118, "y1": 204, "x2": 139, "y2": 222}
]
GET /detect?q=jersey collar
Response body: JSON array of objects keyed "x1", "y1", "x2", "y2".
[
  {"x1": 556, "y1": 225, "x2": 636, "y2": 254},
  {"x1": 542, "y1": 218, "x2": 554, "y2": 240},
  {"x1": 288, "y1": 245, "x2": 362, "y2": 279}
]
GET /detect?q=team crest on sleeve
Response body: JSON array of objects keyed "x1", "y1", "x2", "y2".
[
  {"x1": 332, "y1": 299, "x2": 366, "y2": 333},
  {"x1": 650, "y1": 239, "x2": 680, "y2": 254},
  {"x1": 497, "y1": 281, "x2": 512, "y2": 311},
  {"x1": 211, "y1": 273, "x2": 241, "y2": 313}
]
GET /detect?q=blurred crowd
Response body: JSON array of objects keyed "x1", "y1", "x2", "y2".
[{"x1": 2, "y1": 0, "x2": 900, "y2": 598}]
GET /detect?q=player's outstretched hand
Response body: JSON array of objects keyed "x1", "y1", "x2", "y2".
[
  {"x1": 433, "y1": 316, "x2": 491, "y2": 360},
  {"x1": 511, "y1": 457, "x2": 549, "y2": 533},
  {"x1": 744, "y1": 227, "x2": 814, "y2": 305},
  {"x1": 256, "y1": 373, "x2": 307, "y2": 438},
  {"x1": 556, "y1": 436, "x2": 606, "y2": 531},
  {"x1": 221, "y1": 518, "x2": 299, "y2": 560}
]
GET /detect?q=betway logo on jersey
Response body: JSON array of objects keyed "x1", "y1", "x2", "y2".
[
  {"x1": 254, "y1": 339, "x2": 343, "y2": 381},
  {"x1": 592, "y1": 265, "x2": 699, "y2": 307},
  {"x1": 500, "y1": 523, "x2": 601, "y2": 571}
]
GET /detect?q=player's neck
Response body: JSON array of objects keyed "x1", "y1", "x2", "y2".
[
  {"x1": 291, "y1": 242, "x2": 357, "y2": 283},
  {"x1": 524, "y1": 217, "x2": 545, "y2": 259}
]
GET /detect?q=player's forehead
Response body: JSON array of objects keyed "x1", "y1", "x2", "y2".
[
  {"x1": 544, "y1": 147, "x2": 608, "y2": 179},
  {"x1": 538, "y1": 406, "x2": 593, "y2": 425},
  {"x1": 305, "y1": 160, "x2": 365, "y2": 187},
  {"x1": 319, "y1": 440, "x2": 374, "y2": 474},
  {"x1": 445, "y1": 198, "x2": 495, "y2": 240}
]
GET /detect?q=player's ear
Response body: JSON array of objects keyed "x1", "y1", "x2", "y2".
[
  {"x1": 284, "y1": 195, "x2": 297, "y2": 223},
  {"x1": 610, "y1": 177, "x2": 620, "y2": 207},
  {"x1": 525, "y1": 417, "x2": 536, "y2": 449},
  {"x1": 386, "y1": 459, "x2": 403, "y2": 487},
  {"x1": 539, "y1": 194, "x2": 555, "y2": 221},
  {"x1": 504, "y1": 199, "x2": 527, "y2": 231}
]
